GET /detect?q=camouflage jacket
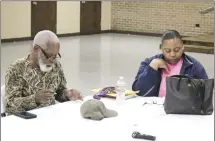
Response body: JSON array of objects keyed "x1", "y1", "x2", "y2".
[{"x1": 5, "y1": 56, "x2": 69, "y2": 114}]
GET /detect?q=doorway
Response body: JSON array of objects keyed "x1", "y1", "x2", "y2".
[
  {"x1": 31, "y1": 1, "x2": 57, "y2": 37},
  {"x1": 80, "y1": 1, "x2": 101, "y2": 35}
]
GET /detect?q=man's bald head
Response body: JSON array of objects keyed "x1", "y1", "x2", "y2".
[
  {"x1": 29, "y1": 30, "x2": 61, "y2": 72},
  {"x1": 33, "y1": 30, "x2": 59, "y2": 50}
]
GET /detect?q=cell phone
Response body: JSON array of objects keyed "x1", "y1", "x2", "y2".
[
  {"x1": 132, "y1": 131, "x2": 156, "y2": 141},
  {"x1": 13, "y1": 111, "x2": 37, "y2": 119}
]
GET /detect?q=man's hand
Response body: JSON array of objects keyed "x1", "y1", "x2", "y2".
[
  {"x1": 35, "y1": 89, "x2": 54, "y2": 104},
  {"x1": 66, "y1": 89, "x2": 83, "y2": 101},
  {"x1": 149, "y1": 59, "x2": 170, "y2": 73}
]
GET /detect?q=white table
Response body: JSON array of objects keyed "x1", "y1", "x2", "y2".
[{"x1": 1, "y1": 96, "x2": 214, "y2": 141}]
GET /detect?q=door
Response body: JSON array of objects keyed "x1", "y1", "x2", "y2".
[
  {"x1": 80, "y1": 1, "x2": 101, "y2": 35},
  {"x1": 31, "y1": 1, "x2": 57, "y2": 37}
]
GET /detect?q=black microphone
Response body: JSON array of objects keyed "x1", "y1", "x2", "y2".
[{"x1": 132, "y1": 131, "x2": 156, "y2": 141}]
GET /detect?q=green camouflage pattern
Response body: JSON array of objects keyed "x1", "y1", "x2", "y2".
[{"x1": 5, "y1": 56, "x2": 68, "y2": 114}]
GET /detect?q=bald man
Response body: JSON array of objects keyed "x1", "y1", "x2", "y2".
[{"x1": 5, "y1": 30, "x2": 82, "y2": 114}]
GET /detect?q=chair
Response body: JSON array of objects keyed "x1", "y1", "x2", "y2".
[{"x1": 1, "y1": 85, "x2": 6, "y2": 117}]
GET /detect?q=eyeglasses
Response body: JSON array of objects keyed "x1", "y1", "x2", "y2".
[
  {"x1": 36, "y1": 45, "x2": 61, "y2": 61},
  {"x1": 142, "y1": 99, "x2": 164, "y2": 106}
]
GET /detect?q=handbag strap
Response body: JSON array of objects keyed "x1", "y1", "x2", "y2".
[
  {"x1": 171, "y1": 75, "x2": 200, "y2": 96},
  {"x1": 171, "y1": 75, "x2": 192, "y2": 80}
]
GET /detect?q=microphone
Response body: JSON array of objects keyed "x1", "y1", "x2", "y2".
[{"x1": 132, "y1": 131, "x2": 156, "y2": 141}]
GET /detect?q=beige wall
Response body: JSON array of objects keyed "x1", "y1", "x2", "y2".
[
  {"x1": 101, "y1": 1, "x2": 111, "y2": 30},
  {"x1": 57, "y1": 1, "x2": 80, "y2": 34},
  {"x1": 111, "y1": 2, "x2": 214, "y2": 36},
  {"x1": 1, "y1": 1, "x2": 111, "y2": 39},
  {"x1": 1, "y1": 2, "x2": 31, "y2": 39},
  {"x1": 1, "y1": 2, "x2": 213, "y2": 39}
]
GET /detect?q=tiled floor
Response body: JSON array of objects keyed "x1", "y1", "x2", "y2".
[{"x1": 1, "y1": 33, "x2": 214, "y2": 96}]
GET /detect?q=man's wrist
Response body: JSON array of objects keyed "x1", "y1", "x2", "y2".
[
  {"x1": 63, "y1": 89, "x2": 70, "y2": 101},
  {"x1": 33, "y1": 94, "x2": 40, "y2": 106}
]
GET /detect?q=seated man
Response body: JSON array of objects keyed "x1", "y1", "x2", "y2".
[
  {"x1": 132, "y1": 30, "x2": 208, "y2": 97},
  {"x1": 5, "y1": 30, "x2": 82, "y2": 114}
]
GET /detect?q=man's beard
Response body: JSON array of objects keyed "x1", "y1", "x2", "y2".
[{"x1": 37, "y1": 55, "x2": 53, "y2": 72}]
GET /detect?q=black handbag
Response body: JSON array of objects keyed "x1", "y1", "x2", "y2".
[{"x1": 164, "y1": 75, "x2": 214, "y2": 115}]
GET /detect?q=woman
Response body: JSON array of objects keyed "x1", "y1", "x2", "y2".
[{"x1": 132, "y1": 30, "x2": 208, "y2": 97}]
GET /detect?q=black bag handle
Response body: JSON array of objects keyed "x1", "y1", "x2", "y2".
[
  {"x1": 171, "y1": 75, "x2": 192, "y2": 80},
  {"x1": 170, "y1": 75, "x2": 205, "y2": 88},
  {"x1": 171, "y1": 75, "x2": 199, "y2": 95}
]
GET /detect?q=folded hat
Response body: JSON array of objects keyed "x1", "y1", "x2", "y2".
[{"x1": 80, "y1": 99, "x2": 118, "y2": 120}]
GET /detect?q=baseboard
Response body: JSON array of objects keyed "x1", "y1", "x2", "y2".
[
  {"x1": 110, "y1": 30, "x2": 163, "y2": 37},
  {"x1": 1, "y1": 37, "x2": 33, "y2": 43},
  {"x1": 80, "y1": 32, "x2": 103, "y2": 35},
  {"x1": 1, "y1": 30, "x2": 111, "y2": 43},
  {"x1": 100, "y1": 30, "x2": 111, "y2": 33},
  {"x1": 109, "y1": 30, "x2": 189, "y2": 38},
  {"x1": 1, "y1": 33, "x2": 82, "y2": 43},
  {"x1": 1, "y1": 30, "x2": 181, "y2": 43},
  {"x1": 57, "y1": 32, "x2": 80, "y2": 37}
]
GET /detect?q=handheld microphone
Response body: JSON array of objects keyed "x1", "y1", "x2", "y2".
[{"x1": 132, "y1": 131, "x2": 156, "y2": 141}]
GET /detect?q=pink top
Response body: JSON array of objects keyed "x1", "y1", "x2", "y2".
[{"x1": 158, "y1": 58, "x2": 183, "y2": 97}]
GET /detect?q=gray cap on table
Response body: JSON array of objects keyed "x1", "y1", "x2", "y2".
[{"x1": 80, "y1": 99, "x2": 118, "y2": 120}]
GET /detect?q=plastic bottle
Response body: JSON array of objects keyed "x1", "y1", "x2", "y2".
[{"x1": 116, "y1": 76, "x2": 126, "y2": 106}]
